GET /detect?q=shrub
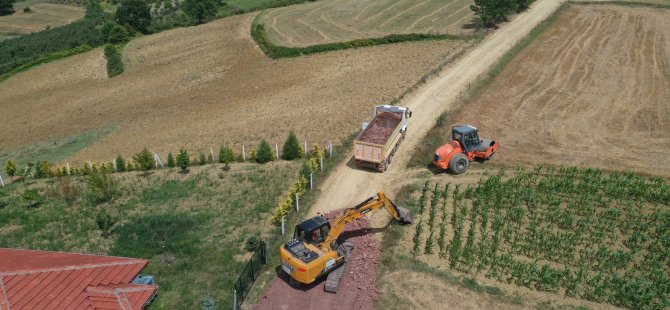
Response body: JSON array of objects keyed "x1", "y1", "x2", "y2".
[
  {"x1": 22, "y1": 189, "x2": 42, "y2": 208},
  {"x1": 104, "y1": 44, "x2": 124, "y2": 78},
  {"x1": 282, "y1": 131, "x2": 302, "y2": 160},
  {"x1": 218, "y1": 145, "x2": 234, "y2": 166},
  {"x1": 5, "y1": 160, "x2": 16, "y2": 177},
  {"x1": 96, "y1": 209, "x2": 118, "y2": 238},
  {"x1": 182, "y1": 0, "x2": 218, "y2": 24},
  {"x1": 23, "y1": 7, "x2": 31, "y2": 13},
  {"x1": 85, "y1": 170, "x2": 119, "y2": 202},
  {"x1": 107, "y1": 24, "x2": 129, "y2": 43},
  {"x1": 58, "y1": 177, "x2": 81, "y2": 206},
  {"x1": 256, "y1": 140, "x2": 273, "y2": 164},
  {"x1": 115, "y1": 155, "x2": 126, "y2": 172},
  {"x1": 177, "y1": 148, "x2": 189, "y2": 171},
  {"x1": 167, "y1": 152, "x2": 176, "y2": 168},
  {"x1": 300, "y1": 161, "x2": 312, "y2": 180},
  {"x1": 198, "y1": 152, "x2": 207, "y2": 166},
  {"x1": 133, "y1": 147, "x2": 154, "y2": 174},
  {"x1": 34, "y1": 161, "x2": 54, "y2": 178},
  {"x1": 202, "y1": 294, "x2": 217, "y2": 310},
  {"x1": 207, "y1": 153, "x2": 214, "y2": 164},
  {"x1": 115, "y1": 0, "x2": 151, "y2": 34},
  {"x1": 245, "y1": 235, "x2": 262, "y2": 252}
]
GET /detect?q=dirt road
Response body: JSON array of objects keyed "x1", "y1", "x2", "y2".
[{"x1": 307, "y1": 0, "x2": 566, "y2": 217}]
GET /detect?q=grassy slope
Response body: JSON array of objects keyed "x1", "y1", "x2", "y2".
[{"x1": 0, "y1": 161, "x2": 299, "y2": 309}]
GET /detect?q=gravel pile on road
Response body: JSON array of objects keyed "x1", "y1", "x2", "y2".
[{"x1": 254, "y1": 209, "x2": 381, "y2": 310}]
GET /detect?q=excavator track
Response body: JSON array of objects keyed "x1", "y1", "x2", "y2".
[{"x1": 324, "y1": 242, "x2": 354, "y2": 293}]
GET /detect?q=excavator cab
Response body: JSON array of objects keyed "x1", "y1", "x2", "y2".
[
  {"x1": 452, "y1": 125, "x2": 481, "y2": 153},
  {"x1": 294, "y1": 216, "x2": 331, "y2": 246}
]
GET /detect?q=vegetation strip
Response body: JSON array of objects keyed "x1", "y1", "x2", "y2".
[
  {"x1": 251, "y1": 21, "x2": 472, "y2": 59},
  {"x1": 570, "y1": 0, "x2": 670, "y2": 8}
]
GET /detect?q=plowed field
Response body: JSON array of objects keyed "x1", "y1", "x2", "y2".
[
  {"x1": 0, "y1": 13, "x2": 467, "y2": 164},
  {"x1": 452, "y1": 4, "x2": 670, "y2": 177},
  {"x1": 258, "y1": 0, "x2": 476, "y2": 47}
]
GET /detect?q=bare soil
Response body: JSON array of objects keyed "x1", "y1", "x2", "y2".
[
  {"x1": 451, "y1": 4, "x2": 670, "y2": 177},
  {"x1": 254, "y1": 210, "x2": 380, "y2": 310},
  {"x1": 0, "y1": 13, "x2": 466, "y2": 165}
]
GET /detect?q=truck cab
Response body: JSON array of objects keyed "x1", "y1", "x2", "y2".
[{"x1": 451, "y1": 125, "x2": 481, "y2": 153}]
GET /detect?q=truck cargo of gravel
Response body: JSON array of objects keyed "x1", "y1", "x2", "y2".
[{"x1": 354, "y1": 105, "x2": 411, "y2": 172}]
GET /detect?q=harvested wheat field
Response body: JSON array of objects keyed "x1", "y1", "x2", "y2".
[
  {"x1": 0, "y1": 13, "x2": 467, "y2": 164},
  {"x1": 258, "y1": 0, "x2": 476, "y2": 47},
  {"x1": 452, "y1": 4, "x2": 670, "y2": 177},
  {"x1": 0, "y1": 1, "x2": 84, "y2": 40}
]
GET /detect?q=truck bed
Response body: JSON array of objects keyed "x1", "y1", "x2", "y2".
[{"x1": 358, "y1": 112, "x2": 401, "y2": 145}]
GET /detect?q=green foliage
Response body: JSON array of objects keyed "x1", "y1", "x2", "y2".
[
  {"x1": 0, "y1": 0, "x2": 15, "y2": 16},
  {"x1": 282, "y1": 131, "x2": 302, "y2": 160},
  {"x1": 111, "y1": 213, "x2": 199, "y2": 258},
  {"x1": 96, "y1": 209, "x2": 118, "y2": 238},
  {"x1": 55, "y1": 177, "x2": 81, "y2": 206},
  {"x1": 167, "y1": 152, "x2": 176, "y2": 168},
  {"x1": 244, "y1": 235, "x2": 262, "y2": 252},
  {"x1": 34, "y1": 161, "x2": 54, "y2": 178},
  {"x1": 115, "y1": 0, "x2": 151, "y2": 34},
  {"x1": 133, "y1": 147, "x2": 154, "y2": 173},
  {"x1": 199, "y1": 152, "x2": 207, "y2": 166},
  {"x1": 107, "y1": 24, "x2": 129, "y2": 43},
  {"x1": 22, "y1": 189, "x2": 42, "y2": 208},
  {"x1": 218, "y1": 145, "x2": 235, "y2": 165},
  {"x1": 23, "y1": 7, "x2": 31, "y2": 13},
  {"x1": 252, "y1": 23, "x2": 461, "y2": 59},
  {"x1": 85, "y1": 170, "x2": 119, "y2": 202},
  {"x1": 256, "y1": 139, "x2": 273, "y2": 164},
  {"x1": 470, "y1": 0, "x2": 531, "y2": 28},
  {"x1": 0, "y1": 7, "x2": 106, "y2": 77},
  {"x1": 207, "y1": 153, "x2": 214, "y2": 164},
  {"x1": 104, "y1": 44, "x2": 124, "y2": 78},
  {"x1": 115, "y1": 155, "x2": 126, "y2": 172},
  {"x1": 299, "y1": 161, "x2": 312, "y2": 180},
  {"x1": 5, "y1": 160, "x2": 16, "y2": 177},
  {"x1": 177, "y1": 148, "x2": 189, "y2": 171},
  {"x1": 182, "y1": 0, "x2": 219, "y2": 24}
]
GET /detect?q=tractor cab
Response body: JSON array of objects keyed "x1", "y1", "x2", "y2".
[
  {"x1": 294, "y1": 216, "x2": 331, "y2": 246},
  {"x1": 452, "y1": 125, "x2": 481, "y2": 153}
]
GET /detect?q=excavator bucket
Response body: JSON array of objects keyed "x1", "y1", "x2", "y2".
[{"x1": 396, "y1": 206, "x2": 413, "y2": 224}]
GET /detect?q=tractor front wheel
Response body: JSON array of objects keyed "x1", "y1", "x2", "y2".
[{"x1": 449, "y1": 153, "x2": 469, "y2": 175}]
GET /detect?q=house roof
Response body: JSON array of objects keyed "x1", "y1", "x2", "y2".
[{"x1": 0, "y1": 248, "x2": 157, "y2": 310}]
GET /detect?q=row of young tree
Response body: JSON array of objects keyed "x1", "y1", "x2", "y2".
[
  {"x1": 470, "y1": 0, "x2": 534, "y2": 28},
  {"x1": 3, "y1": 131, "x2": 307, "y2": 180}
]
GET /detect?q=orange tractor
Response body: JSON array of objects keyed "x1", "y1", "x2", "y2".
[{"x1": 432, "y1": 125, "x2": 499, "y2": 174}]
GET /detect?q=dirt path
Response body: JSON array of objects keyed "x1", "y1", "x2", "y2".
[{"x1": 308, "y1": 0, "x2": 566, "y2": 218}]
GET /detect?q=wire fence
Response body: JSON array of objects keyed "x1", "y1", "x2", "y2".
[{"x1": 233, "y1": 241, "x2": 267, "y2": 310}]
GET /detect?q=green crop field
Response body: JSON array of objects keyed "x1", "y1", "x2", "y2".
[
  {"x1": 0, "y1": 162, "x2": 299, "y2": 309},
  {"x1": 395, "y1": 167, "x2": 669, "y2": 309},
  {"x1": 257, "y1": 0, "x2": 476, "y2": 47}
]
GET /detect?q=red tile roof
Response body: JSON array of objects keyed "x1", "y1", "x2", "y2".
[{"x1": 0, "y1": 248, "x2": 157, "y2": 310}]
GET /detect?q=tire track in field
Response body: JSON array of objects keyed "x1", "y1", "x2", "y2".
[
  {"x1": 407, "y1": 0, "x2": 462, "y2": 32},
  {"x1": 363, "y1": 0, "x2": 408, "y2": 24},
  {"x1": 318, "y1": 0, "x2": 366, "y2": 39},
  {"x1": 379, "y1": 0, "x2": 432, "y2": 28}
]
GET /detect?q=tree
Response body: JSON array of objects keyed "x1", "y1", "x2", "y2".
[
  {"x1": 198, "y1": 152, "x2": 207, "y2": 166},
  {"x1": 182, "y1": 0, "x2": 218, "y2": 24},
  {"x1": 133, "y1": 147, "x2": 154, "y2": 174},
  {"x1": 177, "y1": 148, "x2": 189, "y2": 171},
  {"x1": 107, "y1": 24, "x2": 129, "y2": 43},
  {"x1": 282, "y1": 131, "x2": 302, "y2": 160},
  {"x1": 115, "y1": 0, "x2": 151, "y2": 34},
  {"x1": 115, "y1": 155, "x2": 126, "y2": 172},
  {"x1": 5, "y1": 160, "x2": 16, "y2": 177},
  {"x1": 0, "y1": 0, "x2": 15, "y2": 16},
  {"x1": 256, "y1": 140, "x2": 273, "y2": 164},
  {"x1": 218, "y1": 145, "x2": 234, "y2": 165},
  {"x1": 167, "y1": 152, "x2": 176, "y2": 168},
  {"x1": 470, "y1": 0, "x2": 516, "y2": 28}
]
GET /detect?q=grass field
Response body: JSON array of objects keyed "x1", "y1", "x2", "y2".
[
  {"x1": 0, "y1": 161, "x2": 300, "y2": 309},
  {"x1": 258, "y1": 0, "x2": 476, "y2": 47},
  {"x1": 414, "y1": 4, "x2": 670, "y2": 177},
  {"x1": 378, "y1": 167, "x2": 669, "y2": 309},
  {"x1": 0, "y1": 13, "x2": 468, "y2": 166},
  {"x1": 0, "y1": 0, "x2": 84, "y2": 41}
]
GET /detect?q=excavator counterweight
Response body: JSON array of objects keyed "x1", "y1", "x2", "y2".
[{"x1": 279, "y1": 192, "x2": 412, "y2": 293}]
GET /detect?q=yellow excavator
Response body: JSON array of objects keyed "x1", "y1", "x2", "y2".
[{"x1": 279, "y1": 192, "x2": 412, "y2": 293}]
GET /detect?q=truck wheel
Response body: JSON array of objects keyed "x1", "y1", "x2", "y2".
[{"x1": 448, "y1": 153, "x2": 469, "y2": 174}]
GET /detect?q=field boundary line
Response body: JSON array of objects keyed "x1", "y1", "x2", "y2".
[{"x1": 569, "y1": 0, "x2": 670, "y2": 8}]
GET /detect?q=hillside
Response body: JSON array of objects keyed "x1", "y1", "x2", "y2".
[{"x1": 0, "y1": 0, "x2": 84, "y2": 41}]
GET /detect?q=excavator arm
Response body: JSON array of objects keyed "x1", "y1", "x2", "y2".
[{"x1": 320, "y1": 192, "x2": 412, "y2": 251}]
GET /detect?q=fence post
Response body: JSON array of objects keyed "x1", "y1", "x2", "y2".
[
  {"x1": 210, "y1": 147, "x2": 214, "y2": 161},
  {"x1": 0, "y1": 174, "x2": 4, "y2": 187},
  {"x1": 310, "y1": 173, "x2": 313, "y2": 190},
  {"x1": 112, "y1": 158, "x2": 117, "y2": 172},
  {"x1": 320, "y1": 156, "x2": 323, "y2": 171},
  {"x1": 295, "y1": 193, "x2": 299, "y2": 212},
  {"x1": 242, "y1": 145, "x2": 246, "y2": 161},
  {"x1": 233, "y1": 289, "x2": 238, "y2": 310},
  {"x1": 304, "y1": 141, "x2": 308, "y2": 157},
  {"x1": 281, "y1": 216, "x2": 285, "y2": 236},
  {"x1": 329, "y1": 141, "x2": 333, "y2": 158},
  {"x1": 275, "y1": 143, "x2": 279, "y2": 159},
  {"x1": 66, "y1": 163, "x2": 70, "y2": 175}
]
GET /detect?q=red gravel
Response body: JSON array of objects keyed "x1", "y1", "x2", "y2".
[
  {"x1": 253, "y1": 210, "x2": 381, "y2": 310},
  {"x1": 358, "y1": 112, "x2": 401, "y2": 145}
]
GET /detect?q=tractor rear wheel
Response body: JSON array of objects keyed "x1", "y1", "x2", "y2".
[{"x1": 449, "y1": 153, "x2": 469, "y2": 174}]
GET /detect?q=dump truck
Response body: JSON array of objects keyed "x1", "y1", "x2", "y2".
[
  {"x1": 279, "y1": 192, "x2": 412, "y2": 293},
  {"x1": 354, "y1": 105, "x2": 412, "y2": 172}
]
